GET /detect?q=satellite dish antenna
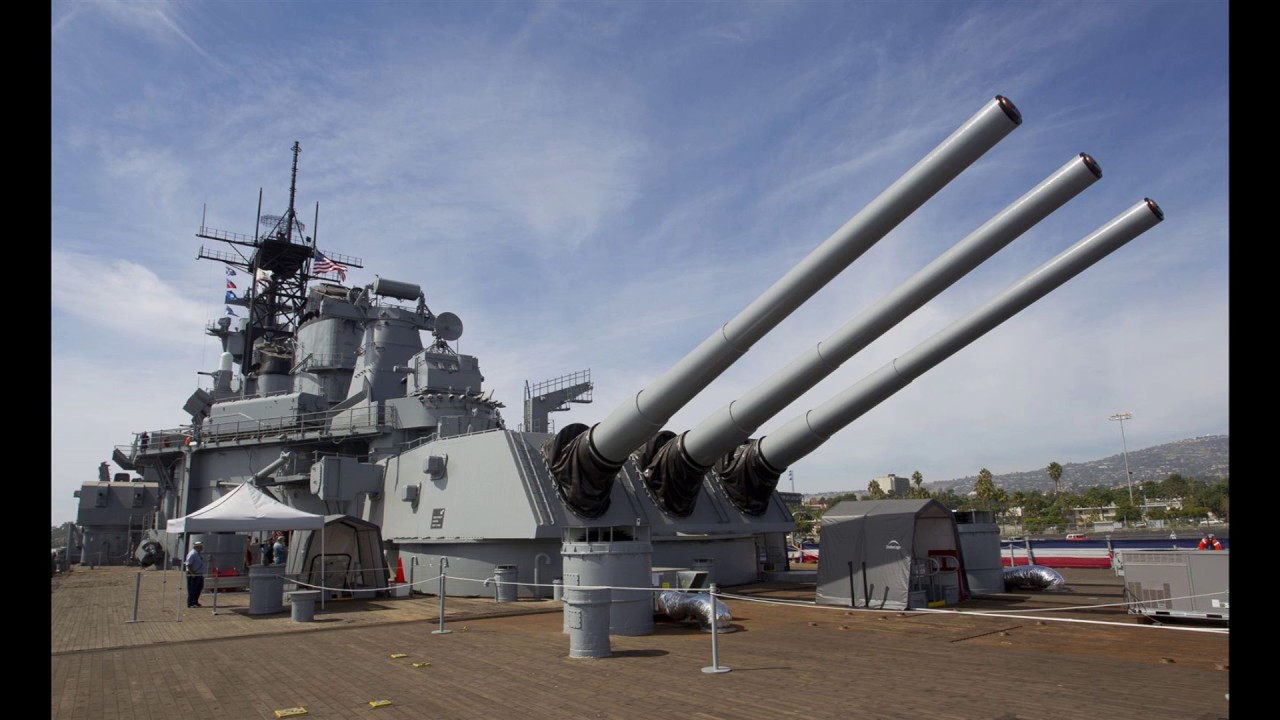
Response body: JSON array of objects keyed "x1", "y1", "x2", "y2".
[{"x1": 434, "y1": 312, "x2": 463, "y2": 341}]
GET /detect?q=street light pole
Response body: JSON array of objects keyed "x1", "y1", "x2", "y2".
[{"x1": 1108, "y1": 412, "x2": 1134, "y2": 520}]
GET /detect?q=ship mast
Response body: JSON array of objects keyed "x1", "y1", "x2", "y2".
[
  {"x1": 284, "y1": 141, "x2": 300, "y2": 245},
  {"x1": 195, "y1": 142, "x2": 363, "y2": 381}
]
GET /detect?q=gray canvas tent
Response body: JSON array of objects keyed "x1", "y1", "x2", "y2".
[
  {"x1": 816, "y1": 499, "x2": 969, "y2": 610},
  {"x1": 289, "y1": 515, "x2": 388, "y2": 595}
]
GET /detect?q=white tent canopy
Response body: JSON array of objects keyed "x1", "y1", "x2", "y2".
[{"x1": 166, "y1": 482, "x2": 324, "y2": 534}]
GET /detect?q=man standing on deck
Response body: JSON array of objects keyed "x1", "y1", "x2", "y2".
[
  {"x1": 273, "y1": 534, "x2": 288, "y2": 567},
  {"x1": 1197, "y1": 533, "x2": 1222, "y2": 550},
  {"x1": 185, "y1": 541, "x2": 207, "y2": 607}
]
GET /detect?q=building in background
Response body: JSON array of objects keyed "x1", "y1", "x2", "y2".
[{"x1": 873, "y1": 473, "x2": 910, "y2": 497}]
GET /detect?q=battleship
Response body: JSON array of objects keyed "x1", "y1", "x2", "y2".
[{"x1": 67, "y1": 95, "x2": 1165, "y2": 622}]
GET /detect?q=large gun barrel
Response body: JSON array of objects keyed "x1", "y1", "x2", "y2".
[
  {"x1": 251, "y1": 451, "x2": 294, "y2": 484},
  {"x1": 723, "y1": 199, "x2": 1163, "y2": 500},
  {"x1": 680, "y1": 152, "x2": 1103, "y2": 470},
  {"x1": 591, "y1": 95, "x2": 1021, "y2": 463},
  {"x1": 544, "y1": 96, "x2": 1023, "y2": 517}
]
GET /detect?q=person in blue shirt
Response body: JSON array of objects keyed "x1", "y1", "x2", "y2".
[
  {"x1": 184, "y1": 541, "x2": 207, "y2": 608},
  {"x1": 273, "y1": 535, "x2": 288, "y2": 567}
]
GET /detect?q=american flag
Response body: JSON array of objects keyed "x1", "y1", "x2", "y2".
[{"x1": 313, "y1": 250, "x2": 348, "y2": 281}]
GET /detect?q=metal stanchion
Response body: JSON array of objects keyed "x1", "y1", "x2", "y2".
[
  {"x1": 128, "y1": 572, "x2": 142, "y2": 623},
  {"x1": 161, "y1": 555, "x2": 168, "y2": 613},
  {"x1": 701, "y1": 584, "x2": 730, "y2": 674},
  {"x1": 211, "y1": 564, "x2": 220, "y2": 615},
  {"x1": 432, "y1": 557, "x2": 452, "y2": 635}
]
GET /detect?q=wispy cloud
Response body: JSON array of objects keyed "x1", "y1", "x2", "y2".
[{"x1": 51, "y1": 250, "x2": 211, "y2": 345}]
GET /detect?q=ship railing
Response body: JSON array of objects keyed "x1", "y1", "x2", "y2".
[
  {"x1": 322, "y1": 403, "x2": 398, "y2": 436},
  {"x1": 365, "y1": 294, "x2": 421, "y2": 313},
  {"x1": 132, "y1": 429, "x2": 193, "y2": 455},
  {"x1": 293, "y1": 352, "x2": 359, "y2": 371},
  {"x1": 319, "y1": 249, "x2": 360, "y2": 267},
  {"x1": 517, "y1": 419, "x2": 556, "y2": 433},
  {"x1": 197, "y1": 404, "x2": 399, "y2": 445},
  {"x1": 246, "y1": 387, "x2": 300, "y2": 400},
  {"x1": 401, "y1": 432, "x2": 440, "y2": 451},
  {"x1": 524, "y1": 369, "x2": 593, "y2": 402},
  {"x1": 197, "y1": 238, "x2": 256, "y2": 256},
  {"x1": 399, "y1": 425, "x2": 510, "y2": 453}
]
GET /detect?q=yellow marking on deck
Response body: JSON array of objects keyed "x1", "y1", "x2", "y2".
[
  {"x1": 411, "y1": 662, "x2": 431, "y2": 668},
  {"x1": 369, "y1": 699, "x2": 392, "y2": 708},
  {"x1": 389, "y1": 653, "x2": 408, "y2": 658},
  {"x1": 274, "y1": 708, "x2": 308, "y2": 717}
]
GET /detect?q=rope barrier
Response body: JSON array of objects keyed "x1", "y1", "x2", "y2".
[
  {"x1": 382, "y1": 574, "x2": 1231, "y2": 635},
  {"x1": 714, "y1": 587, "x2": 1229, "y2": 634},
  {"x1": 127, "y1": 565, "x2": 1229, "y2": 639},
  {"x1": 113, "y1": 563, "x2": 1228, "y2": 681},
  {"x1": 286, "y1": 572, "x2": 444, "y2": 593}
]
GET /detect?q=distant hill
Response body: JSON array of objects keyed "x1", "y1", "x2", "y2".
[
  {"x1": 930, "y1": 434, "x2": 1229, "y2": 496},
  {"x1": 801, "y1": 435, "x2": 1229, "y2": 501}
]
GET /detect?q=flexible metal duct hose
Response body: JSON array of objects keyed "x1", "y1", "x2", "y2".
[
  {"x1": 657, "y1": 590, "x2": 735, "y2": 633},
  {"x1": 1002, "y1": 564, "x2": 1066, "y2": 592}
]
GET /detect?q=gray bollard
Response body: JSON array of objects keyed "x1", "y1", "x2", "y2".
[
  {"x1": 494, "y1": 564, "x2": 518, "y2": 602},
  {"x1": 288, "y1": 590, "x2": 321, "y2": 622},
  {"x1": 249, "y1": 564, "x2": 287, "y2": 615},
  {"x1": 552, "y1": 578, "x2": 563, "y2": 600},
  {"x1": 564, "y1": 587, "x2": 611, "y2": 658}
]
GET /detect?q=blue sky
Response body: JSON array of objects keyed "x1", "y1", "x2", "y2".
[{"x1": 51, "y1": 1, "x2": 1228, "y2": 525}]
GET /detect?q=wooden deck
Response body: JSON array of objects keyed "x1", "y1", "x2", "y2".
[{"x1": 51, "y1": 565, "x2": 1229, "y2": 719}]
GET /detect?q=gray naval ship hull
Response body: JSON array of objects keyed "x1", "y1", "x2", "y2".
[{"x1": 80, "y1": 98, "x2": 1164, "y2": 615}]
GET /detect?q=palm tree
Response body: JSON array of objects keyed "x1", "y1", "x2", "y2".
[
  {"x1": 911, "y1": 471, "x2": 924, "y2": 496},
  {"x1": 974, "y1": 468, "x2": 996, "y2": 511},
  {"x1": 1047, "y1": 462, "x2": 1063, "y2": 497}
]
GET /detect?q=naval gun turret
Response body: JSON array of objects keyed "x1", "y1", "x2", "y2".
[
  {"x1": 543, "y1": 95, "x2": 1024, "y2": 519},
  {"x1": 371, "y1": 94, "x2": 1163, "y2": 601}
]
